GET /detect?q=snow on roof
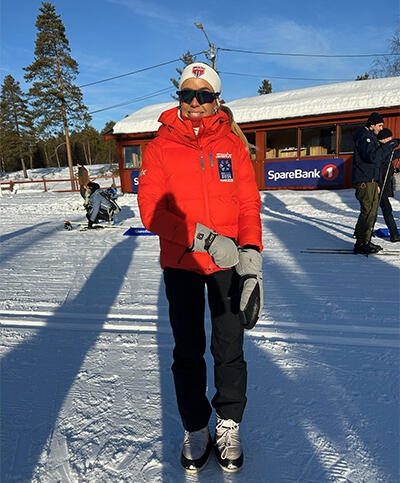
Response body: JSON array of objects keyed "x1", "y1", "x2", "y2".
[
  {"x1": 112, "y1": 77, "x2": 400, "y2": 135},
  {"x1": 113, "y1": 101, "x2": 177, "y2": 135}
]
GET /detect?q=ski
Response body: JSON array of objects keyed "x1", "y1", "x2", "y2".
[
  {"x1": 64, "y1": 220, "x2": 126, "y2": 230},
  {"x1": 302, "y1": 249, "x2": 400, "y2": 256},
  {"x1": 63, "y1": 220, "x2": 155, "y2": 236},
  {"x1": 306, "y1": 248, "x2": 400, "y2": 254},
  {"x1": 307, "y1": 247, "x2": 400, "y2": 252}
]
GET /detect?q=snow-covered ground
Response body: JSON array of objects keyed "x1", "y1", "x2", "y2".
[{"x1": 0, "y1": 173, "x2": 399, "y2": 482}]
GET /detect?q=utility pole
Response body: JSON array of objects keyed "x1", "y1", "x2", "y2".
[
  {"x1": 194, "y1": 22, "x2": 216, "y2": 69},
  {"x1": 55, "y1": 49, "x2": 75, "y2": 189}
]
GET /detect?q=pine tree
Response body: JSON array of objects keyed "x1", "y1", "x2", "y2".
[
  {"x1": 258, "y1": 79, "x2": 272, "y2": 95},
  {"x1": 0, "y1": 75, "x2": 34, "y2": 176},
  {"x1": 23, "y1": 1, "x2": 90, "y2": 186},
  {"x1": 73, "y1": 125, "x2": 99, "y2": 165},
  {"x1": 170, "y1": 51, "x2": 197, "y2": 100},
  {"x1": 100, "y1": 121, "x2": 117, "y2": 165},
  {"x1": 101, "y1": 120, "x2": 116, "y2": 136}
]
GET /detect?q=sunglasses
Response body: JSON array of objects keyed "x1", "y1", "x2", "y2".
[{"x1": 177, "y1": 89, "x2": 219, "y2": 105}]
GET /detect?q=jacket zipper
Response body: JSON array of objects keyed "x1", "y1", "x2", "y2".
[
  {"x1": 177, "y1": 247, "x2": 190, "y2": 265},
  {"x1": 201, "y1": 149, "x2": 213, "y2": 270},
  {"x1": 200, "y1": 151, "x2": 211, "y2": 225},
  {"x1": 177, "y1": 150, "x2": 210, "y2": 266}
]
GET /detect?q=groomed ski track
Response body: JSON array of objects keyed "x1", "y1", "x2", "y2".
[
  {"x1": 1, "y1": 188, "x2": 399, "y2": 483},
  {"x1": 1, "y1": 309, "x2": 399, "y2": 349}
]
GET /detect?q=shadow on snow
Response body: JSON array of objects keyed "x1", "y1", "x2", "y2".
[{"x1": 1, "y1": 236, "x2": 137, "y2": 482}]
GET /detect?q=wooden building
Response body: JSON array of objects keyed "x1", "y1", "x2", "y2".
[{"x1": 105, "y1": 77, "x2": 400, "y2": 193}]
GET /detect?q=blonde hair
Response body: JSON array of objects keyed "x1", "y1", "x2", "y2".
[{"x1": 219, "y1": 104, "x2": 250, "y2": 152}]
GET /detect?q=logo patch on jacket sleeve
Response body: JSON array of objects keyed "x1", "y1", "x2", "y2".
[{"x1": 218, "y1": 158, "x2": 234, "y2": 182}]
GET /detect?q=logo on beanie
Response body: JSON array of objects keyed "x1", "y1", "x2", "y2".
[{"x1": 192, "y1": 65, "x2": 205, "y2": 78}]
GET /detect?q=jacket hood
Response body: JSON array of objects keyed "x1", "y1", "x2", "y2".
[
  {"x1": 354, "y1": 125, "x2": 372, "y2": 143},
  {"x1": 87, "y1": 182, "x2": 100, "y2": 192},
  {"x1": 157, "y1": 106, "x2": 232, "y2": 146}
]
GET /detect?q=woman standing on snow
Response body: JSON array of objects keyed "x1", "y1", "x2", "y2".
[{"x1": 138, "y1": 63, "x2": 263, "y2": 473}]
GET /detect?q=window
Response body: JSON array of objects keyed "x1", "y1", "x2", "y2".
[
  {"x1": 301, "y1": 125, "x2": 336, "y2": 156},
  {"x1": 244, "y1": 131, "x2": 257, "y2": 160},
  {"x1": 123, "y1": 145, "x2": 141, "y2": 169},
  {"x1": 339, "y1": 123, "x2": 364, "y2": 153},
  {"x1": 265, "y1": 128, "x2": 298, "y2": 159}
]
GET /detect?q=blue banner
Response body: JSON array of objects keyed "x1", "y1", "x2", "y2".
[
  {"x1": 123, "y1": 227, "x2": 155, "y2": 236},
  {"x1": 264, "y1": 158, "x2": 344, "y2": 188},
  {"x1": 130, "y1": 170, "x2": 140, "y2": 193}
]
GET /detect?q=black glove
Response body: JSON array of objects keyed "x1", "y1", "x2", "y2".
[
  {"x1": 235, "y1": 246, "x2": 263, "y2": 329},
  {"x1": 387, "y1": 139, "x2": 400, "y2": 149},
  {"x1": 191, "y1": 223, "x2": 239, "y2": 268}
]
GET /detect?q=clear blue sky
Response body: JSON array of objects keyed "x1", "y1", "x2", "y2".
[{"x1": 1, "y1": 0, "x2": 399, "y2": 131}]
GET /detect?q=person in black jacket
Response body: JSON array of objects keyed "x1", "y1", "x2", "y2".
[
  {"x1": 352, "y1": 112, "x2": 400, "y2": 254},
  {"x1": 377, "y1": 128, "x2": 400, "y2": 242}
]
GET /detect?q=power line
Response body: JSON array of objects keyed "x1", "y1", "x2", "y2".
[
  {"x1": 85, "y1": 47, "x2": 393, "y2": 115},
  {"x1": 79, "y1": 47, "x2": 395, "y2": 90},
  {"x1": 79, "y1": 51, "x2": 207, "y2": 88},
  {"x1": 220, "y1": 71, "x2": 354, "y2": 82},
  {"x1": 89, "y1": 86, "x2": 175, "y2": 114},
  {"x1": 217, "y1": 47, "x2": 397, "y2": 58},
  {"x1": 89, "y1": 71, "x2": 367, "y2": 115}
]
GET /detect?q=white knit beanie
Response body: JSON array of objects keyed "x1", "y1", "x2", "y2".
[{"x1": 179, "y1": 62, "x2": 221, "y2": 93}]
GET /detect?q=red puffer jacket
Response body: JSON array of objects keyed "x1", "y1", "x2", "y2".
[{"x1": 138, "y1": 106, "x2": 262, "y2": 274}]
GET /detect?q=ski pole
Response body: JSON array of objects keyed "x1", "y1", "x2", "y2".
[{"x1": 378, "y1": 149, "x2": 395, "y2": 206}]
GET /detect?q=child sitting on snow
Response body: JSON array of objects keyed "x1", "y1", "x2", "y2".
[{"x1": 85, "y1": 182, "x2": 120, "y2": 228}]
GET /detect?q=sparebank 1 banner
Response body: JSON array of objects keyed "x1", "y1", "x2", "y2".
[
  {"x1": 130, "y1": 170, "x2": 140, "y2": 193},
  {"x1": 264, "y1": 158, "x2": 345, "y2": 188}
]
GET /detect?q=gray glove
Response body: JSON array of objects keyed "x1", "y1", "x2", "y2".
[
  {"x1": 235, "y1": 247, "x2": 263, "y2": 329},
  {"x1": 191, "y1": 223, "x2": 239, "y2": 268}
]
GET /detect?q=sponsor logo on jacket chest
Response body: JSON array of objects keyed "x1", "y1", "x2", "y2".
[{"x1": 216, "y1": 153, "x2": 233, "y2": 182}]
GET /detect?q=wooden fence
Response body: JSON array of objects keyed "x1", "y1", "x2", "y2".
[{"x1": 0, "y1": 175, "x2": 120, "y2": 193}]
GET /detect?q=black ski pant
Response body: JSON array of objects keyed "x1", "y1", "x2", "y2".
[
  {"x1": 380, "y1": 194, "x2": 398, "y2": 237},
  {"x1": 163, "y1": 267, "x2": 247, "y2": 432},
  {"x1": 354, "y1": 181, "x2": 379, "y2": 244}
]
